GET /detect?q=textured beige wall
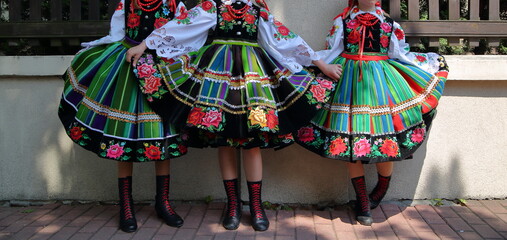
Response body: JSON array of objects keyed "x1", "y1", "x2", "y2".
[{"x1": 1, "y1": 56, "x2": 506, "y2": 204}]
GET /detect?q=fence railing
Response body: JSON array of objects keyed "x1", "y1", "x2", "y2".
[{"x1": 0, "y1": 0, "x2": 506, "y2": 54}]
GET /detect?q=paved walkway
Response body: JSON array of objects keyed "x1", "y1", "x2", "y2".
[{"x1": 1, "y1": 200, "x2": 506, "y2": 240}]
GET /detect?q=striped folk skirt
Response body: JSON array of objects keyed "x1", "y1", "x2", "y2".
[
  {"x1": 58, "y1": 41, "x2": 187, "y2": 162},
  {"x1": 135, "y1": 40, "x2": 334, "y2": 149},
  {"x1": 295, "y1": 52, "x2": 448, "y2": 163}
]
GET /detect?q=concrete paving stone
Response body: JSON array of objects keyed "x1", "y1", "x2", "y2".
[
  {"x1": 152, "y1": 234, "x2": 175, "y2": 240},
  {"x1": 458, "y1": 231, "x2": 484, "y2": 240},
  {"x1": 155, "y1": 223, "x2": 178, "y2": 236},
  {"x1": 459, "y1": 212, "x2": 487, "y2": 225},
  {"x1": 208, "y1": 202, "x2": 225, "y2": 210},
  {"x1": 315, "y1": 222, "x2": 337, "y2": 240},
  {"x1": 8, "y1": 226, "x2": 41, "y2": 240},
  {"x1": 380, "y1": 204, "x2": 401, "y2": 212},
  {"x1": 464, "y1": 200, "x2": 483, "y2": 207},
  {"x1": 195, "y1": 220, "x2": 220, "y2": 236},
  {"x1": 496, "y1": 213, "x2": 507, "y2": 223},
  {"x1": 353, "y1": 224, "x2": 376, "y2": 239},
  {"x1": 2, "y1": 218, "x2": 33, "y2": 233},
  {"x1": 133, "y1": 206, "x2": 153, "y2": 227},
  {"x1": 433, "y1": 206, "x2": 460, "y2": 218},
  {"x1": 468, "y1": 206, "x2": 498, "y2": 219},
  {"x1": 68, "y1": 232, "x2": 93, "y2": 240},
  {"x1": 89, "y1": 226, "x2": 118, "y2": 240},
  {"x1": 374, "y1": 230, "x2": 398, "y2": 240},
  {"x1": 275, "y1": 236, "x2": 296, "y2": 240},
  {"x1": 0, "y1": 208, "x2": 17, "y2": 220},
  {"x1": 78, "y1": 219, "x2": 107, "y2": 233},
  {"x1": 498, "y1": 200, "x2": 507, "y2": 207},
  {"x1": 104, "y1": 213, "x2": 120, "y2": 227},
  {"x1": 141, "y1": 212, "x2": 163, "y2": 228},
  {"x1": 481, "y1": 200, "x2": 507, "y2": 214},
  {"x1": 450, "y1": 206, "x2": 472, "y2": 214},
  {"x1": 109, "y1": 230, "x2": 136, "y2": 240},
  {"x1": 391, "y1": 223, "x2": 418, "y2": 238},
  {"x1": 295, "y1": 226, "x2": 316, "y2": 240},
  {"x1": 371, "y1": 208, "x2": 386, "y2": 219},
  {"x1": 405, "y1": 217, "x2": 433, "y2": 232},
  {"x1": 415, "y1": 231, "x2": 441, "y2": 240},
  {"x1": 276, "y1": 210, "x2": 296, "y2": 236},
  {"x1": 212, "y1": 230, "x2": 236, "y2": 240},
  {"x1": 0, "y1": 233, "x2": 12, "y2": 240},
  {"x1": 370, "y1": 219, "x2": 393, "y2": 232},
  {"x1": 235, "y1": 219, "x2": 256, "y2": 238},
  {"x1": 444, "y1": 217, "x2": 474, "y2": 232},
  {"x1": 313, "y1": 211, "x2": 332, "y2": 225},
  {"x1": 192, "y1": 236, "x2": 214, "y2": 240},
  {"x1": 386, "y1": 212, "x2": 410, "y2": 225},
  {"x1": 131, "y1": 227, "x2": 158, "y2": 240},
  {"x1": 188, "y1": 204, "x2": 208, "y2": 216},
  {"x1": 181, "y1": 213, "x2": 204, "y2": 229},
  {"x1": 93, "y1": 205, "x2": 117, "y2": 221},
  {"x1": 430, "y1": 224, "x2": 461, "y2": 239},
  {"x1": 0, "y1": 213, "x2": 26, "y2": 227},
  {"x1": 28, "y1": 213, "x2": 60, "y2": 227},
  {"x1": 414, "y1": 205, "x2": 446, "y2": 224},
  {"x1": 484, "y1": 217, "x2": 507, "y2": 232},
  {"x1": 172, "y1": 228, "x2": 197, "y2": 240},
  {"x1": 29, "y1": 219, "x2": 70, "y2": 240},
  {"x1": 59, "y1": 205, "x2": 93, "y2": 220},
  {"x1": 397, "y1": 238, "x2": 419, "y2": 240},
  {"x1": 47, "y1": 226, "x2": 80, "y2": 240},
  {"x1": 471, "y1": 224, "x2": 503, "y2": 238},
  {"x1": 255, "y1": 230, "x2": 276, "y2": 240},
  {"x1": 499, "y1": 231, "x2": 507, "y2": 238},
  {"x1": 334, "y1": 231, "x2": 358, "y2": 240}
]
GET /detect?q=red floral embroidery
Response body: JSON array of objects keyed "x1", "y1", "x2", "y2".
[
  {"x1": 415, "y1": 55, "x2": 427, "y2": 62},
  {"x1": 106, "y1": 144, "x2": 125, "y2": 159},
  {"x1": 411, "y1": 128, "x2": 426, "y2": 143},
  {"x1": 176, "y1": 6, "x2": 188, "y2": 20},
  {"x1": 144, "y1": 145, "x2": 161, "y2": 160},
  {"x1": 201, "y1": 110, "x2": 222, "y2": 128},
  {"x1": 277, "y1": 26, "x2": 290, "y2": 36},
  {"x1": 309, "y1": 85, "x2": 326, "y2": 102},
  {"x1": 260, "y1": 10, "x2": 268, "y2": 20},
  {"x1": 143, "y1": 76, "x2": 162, "y2": 94},
  {"x1": 266, "y1": 110, "x2": 278, "y2": 130},
  {"x1": 380, "y1": 35, "x2": 389, "y2": 48},
  {"x1": 273, "y1": 20, "x2": 283, "y2": 27},
  {"x1": 69, "y1": 127, "x2": 83, "y2": 140},
  {"x1": 348, "y1": 30, "x2": 361, "y2": 44},
  {"x1": 329, "y1": 137, "x2": 347, "y2": 155},
  {"x1": 354, "y1": 138, "x2": 371, "y2": 157},
  {"x1": 346, "y1": 19, "x2": 359, "y2": 29},
  {"x1": 187, "y1": 107, "x2": 205, "y2": 126},
  {"x1": 201, "y1": 1, "x2": 214, "y2": 11},
  {"x1": 380, "y1": 139, "x2": 399, "y2": 157},
  {"x1": 178, "y1": 145, "x2": 188, "y2": 154},
  {"x1": 245, "y1": 14, "x2": 256, "y2": 24},
  {"x1": 127, "y1": 13, "x2": 141, "y2": 28},
  {"x1": 317, "y1": 79, "x2": 334, "y2": 90},
  {"x1": 154, "y1": 18, "x2": 169, "y2": 29},
  {"x1": 394, "y1": 28, "x2": 405, "y2": 40},
  {"x1": 136, "y1": 63, "x2": 157, "y2": 78},
  {"x1": 116, "y1": 2, "x2": 124, "y2": 11},
  {"x1": 222, "y1": 12, "x2": 233, "y2": 22},
  {"x1": 380, "y1": 22, "x2": 392, "y2": 33},
  {"x1": 297, "y1": 127, "x2": 315, "y2": 143},
  {"x1": 329, "y1": 26, "x2": 336, "y2": 37}
]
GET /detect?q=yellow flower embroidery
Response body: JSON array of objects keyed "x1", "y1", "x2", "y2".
[
  {"x1": 248, "y1": 107, "x2": 267, "y2": 127},
  {"x1": 100, "y1": 143, "x2": 106, "y2": 150}
]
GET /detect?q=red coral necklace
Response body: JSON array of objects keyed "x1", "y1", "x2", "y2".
[
  {"x1": 226, "y1": 3, "x2": 251, "y2": 19},
  {"x1": 136, "y1": 0, "x2": 163, "y2": 12}
]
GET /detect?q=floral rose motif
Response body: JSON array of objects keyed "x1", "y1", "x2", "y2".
[
  {"x1": 380, "y1": 139, "x2": 399, "y2": 157},
  {"x1": 376, "y1": 9, "x2": 382, "y2": 15},
  {"x1": 411, "y1": 128, "x2": 426, "y2": 143},
  {"x1": 380, "y1": 35, "x2": 389, "y2": 48},
  {"x1": 106, "y1": 144, "x2": 125, "y2": 159},
  {"x1": 353, "y1": 138, "x2": 371, "y2": 157},
  {"x1": 127, "y1": 13, "x2": 141, "y2": 28},
  {"x1": 69, "y1": 127, "x2": 83, "y2": 140},
  {"x1": 116, "y1": 2, "x2": 123, "y2": 11},
  {"x1": 277, "y1": 26, "x2": 290, "y2": 36},
  {"x1": 348, "y1": 30, "x2": 361, "y2": 44},
  {"x1": 248, "y1": 107, "x2": 268, "y2": 128},
  {"x1": 144, "y1": 145, "x2": 161, "y2": 160},
  {"x1": 346, "y1": 19, "x2": 359, "y2": 29},
  {"x1": 260, "y1": 10, "x2": 268, "y2": 20},
  {"x1": 280, "y1": 133, "x2": 294, "y2": 141},
  {"x1": 201, "y1": 110, "x2": 222, "y2": 128},
  {"x1": 317, "y1": 79, "x2": 334, "y2": 90},
  {"x1": 394, "y1": 28, "x2": 405, "y2": 40},
  {"x1": 310, "y1": 85, "x2": 327, "y2": 102},
  {"x1": 380, "y1": 22, "x2": 392, "y2": 33},
  {"x1": 154, "y1": 18, "x2": 169, "y2": 29},
  {"x1": 273, "y1": 20, "x2": 283, "y2": 27},
  {"x1": 222, "y1": 12, "x2": 233, "y2": 22},
  {"x1": 297, "y1": 127, "x2": 315, "y2": 143},
  {"x1": 136, "y1": 63, "x2": 157, "y2": 78},
  {"x1": 201, "y1": 1, "x2": 213, "y2": 11},
  {"x1": 178, "y1": 145, "x2": 188, "y2": 154},
  {"x1": 176, "y1": 6, "x2": 188, "y2": 20},
  {"x1": 245, "y1": 14, "x2": 256, "y2": 24},
  {"x1": 329, "y1": 26, "x2": 336, "y2": 37},
  {"x1": 187, "y1": 107, "x2": 205, "y2": 126},
  {"x1": 329, "y1": 137, "x2": 347, "y2": 156},
  {"x1": 415, "y1": 55, "x2": 427, "y2": 62},
  {"x1": 143, "y1": 76, "x2": 162, "y2": 94},
  {"x1": 266, "y1": 110, "x2": 278, "y2": 130}
]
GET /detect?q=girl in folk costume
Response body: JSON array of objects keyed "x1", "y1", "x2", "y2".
[
  {"x1": 58, "y1": 0, "x2": 189, "y2": 232},
  {"x1": 295, "y1": 0, "x2": 449, "y2": 225},
  {"x1": 127, "y1": 0, "x2": 342, "y2": 231}
]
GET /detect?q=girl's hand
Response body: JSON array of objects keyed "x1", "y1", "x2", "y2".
[
  {"x1": 312, "y1": 59, "x2": 342, "y2": 81},
  {"x1": 126, "y1": 41, "x2": 148, "y2": 66}
]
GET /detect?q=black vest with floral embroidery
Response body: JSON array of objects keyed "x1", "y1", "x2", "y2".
[
  {"x1": 212, "y1": 0, "x2": 260, "y2": 42},
  {"x1": 342, "y1": 15, "x2": 394, "y2": 54},
  {"x1": 125, "y1": 0, "x2": 179, "y2": 42}
]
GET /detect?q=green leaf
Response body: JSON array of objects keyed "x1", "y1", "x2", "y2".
[
  {"x1": 100, "y1": 152, "x2": 107, "y2": 157},
  {"x1": 204, "y1": 195, "x2": 213, "y2": 204},
  {"x1": 137, "y1": 149, "x2": 144, "y2": 154},
  {"x1": 124, "y1": 148, "x2": 132, "y2": 153}
]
